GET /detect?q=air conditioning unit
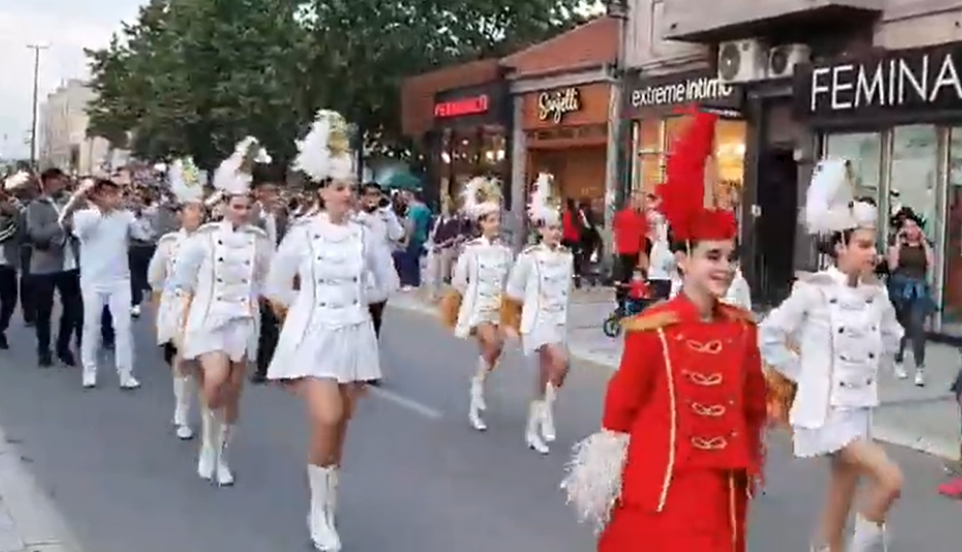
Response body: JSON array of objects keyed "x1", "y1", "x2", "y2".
[
  {"x1": 717, "y1": 39, "x2": 768, "y2": 84},
  {"x1": 768, "y1": 44, "x2": 811, "y2": 78}
]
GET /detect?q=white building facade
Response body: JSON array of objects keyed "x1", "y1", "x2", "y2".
[{"x1": 38, "y1": 79, "x2": 112, "y2": 175}]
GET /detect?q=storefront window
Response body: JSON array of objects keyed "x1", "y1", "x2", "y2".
[
  {"x1": 942, "y1": 127, "x2": 962, "y2": 330},
  {"x1": 631, "y1": 116, "x2": 746, "y2": 206},
  {"x1": 890, "y1": 125, "x2": 938, "y2": 243},
  {"x1": 823, "y1": 133, "x2": 881, "y2": 202}
]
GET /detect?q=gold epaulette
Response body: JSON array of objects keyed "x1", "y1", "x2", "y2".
[
  {"x1": 718, "y1": 303, "x2": 756, "y2": 324},
  {"x1": 500, "y1": 297, "x2": 522, "y2": 331},
  {"x1": 621, "y1": 306, "x2": 679, "y2": 332}
]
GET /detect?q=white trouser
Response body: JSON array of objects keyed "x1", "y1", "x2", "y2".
[{"x1": 81, "y1": 281, "x2": 134, "y2": 375}]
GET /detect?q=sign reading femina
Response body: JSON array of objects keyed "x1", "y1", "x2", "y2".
[{"x1": 802, "y1": 43, "x2": 962, "y2": 115}]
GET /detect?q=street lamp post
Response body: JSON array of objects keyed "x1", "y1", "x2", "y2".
[
  {"x1": 27, "y1": 43, "x2": 49, "y2": 168},
  {"x1": 602, "y1": 0, "x2": 630, "y2": 277}
]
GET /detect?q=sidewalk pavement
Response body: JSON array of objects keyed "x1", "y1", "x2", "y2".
[
  {"x1": 389, "y1": 288, "x2": 962, "y2": 463},
  {"x1": 0, "y1": 425, "x2": 81, "y2": 552}
]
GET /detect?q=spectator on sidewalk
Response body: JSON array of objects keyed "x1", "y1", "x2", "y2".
[
  {"x1": 561, "y1": 199, "x2": 582, "y2": 285},
  {"x1": 887, "y1": 208, "x2": 935, "y2": 387},
  {"x1": 612, "y1": 193, "x2": 650, "y2": 304},
  {"x1": 397, "y1": 190, "x2": 431, "y2": 290},
  {"x1": 426, "y1": 197, "x2": 460, "y2": 301}
]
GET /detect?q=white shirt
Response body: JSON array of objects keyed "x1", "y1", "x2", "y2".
[{"x1": 71, "y1": 207, "x2": 150, "y2": 288}]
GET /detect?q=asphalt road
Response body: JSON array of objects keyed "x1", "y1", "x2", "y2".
[{"x1": 0, "y1": 305, "x2": 960, "y2": 552}]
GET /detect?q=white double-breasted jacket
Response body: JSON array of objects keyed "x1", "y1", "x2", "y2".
[
  {"x1": 505, "y1": 243, "x2": 573, "y2": 336},
  {"x1": 352, "y1": 207, "x2": 403, "y2": 304},
  {"x1": 759, "y1": 267, "x2": 903, "y2": 429},
  {"x1": 451, "y1": 236, "x2": 513, "y2": 338},
  {"x1": 148, "y1": 228, "x2": 192, "y2": 345},
  {"x1": 171, "y1": 220, "x2": 272, "y2": 340},
  {"x1": 264, "y1": 213, "x2": 398, "y2": 367}
]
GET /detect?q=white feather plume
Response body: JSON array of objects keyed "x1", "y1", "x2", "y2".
[
  {"x1": 3, "y1": 171, "x2": 30, "y2": 191},
  {"x1": 212, "y1": 136, "x2": 268, "y2": 195},
  {"x1": 168, "y1": 157, "x2": 204, "y2": 203},
  {"x1": 560, "y1": 430, "x2": 630, "y2": 534},
  {"x1": 527, "y1": 172, "x2": 560, "y2": 225},
  {"x1": 803, "y1": 158, "x2": 877, "y2": 235},
  {"x1": 460, "y1": 176, "x2": 502, "y2": 219},
  {"x1": 292, "y1": 110, "x2": 355, "y2": 182}
]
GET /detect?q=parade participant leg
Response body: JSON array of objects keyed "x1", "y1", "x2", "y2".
[
  {"x1": 197, "y1": 351, "x2": 243, "y2": 485},
  {"x1": 106, "y1": 283, "x2": 138, "y2": 389},
  {"x1": 525, "y1": 343, "x2": 568, "y2": 453},
  {"x1": 368, "y1": 301, "x2": 386, "y2": 337},
  {"x1": 469, "y1": 322, "x2": 503, "y2": 431},
  {"x1": 168, "y1": 346, "x2": 196, "y2": 440},
  {"x1": 80, "y1": 289, "x2": 107, "y2": 387}
]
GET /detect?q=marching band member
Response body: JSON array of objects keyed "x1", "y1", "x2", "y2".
[
  {"x1": 440, "y1": 176, "x2": 512, "y2": 432},
  {"x1": 501, "y1": 173, "x2": 572, "y2": 454},
  {"x1": 59, "y1": 175, "x2": 153, "y2": 389},
  {"x1": 170, "y1": 137, "x2": 273, "y2": 486},
  {"x1": 759, "y1": 159, "x2": 903, "y2": 552},
  {"x1": 265, "y1": 110, "x2": 398, "y2": 552},
  {"x1": 354, "y1": 182, "x2": 404, "y2": 340},
  {"x1": 561, "y1": 112, "x2": 767, "y2": 552},
  {"x1": 147, "y1": 158, "x2": 205, "y2": 440}
]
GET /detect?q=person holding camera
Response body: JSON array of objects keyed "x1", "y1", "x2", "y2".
[
  {"x1": 24, "y1": 168, "x2": 82, "y2": 367},
  {"x1": 887, "y1": 207, "x2": 935, "y2": 387}
]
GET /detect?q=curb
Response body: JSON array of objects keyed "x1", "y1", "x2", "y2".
[
  {"x1": 387, "y1": 299, "x2": 962, "y2": 462},
  {"x1": 0, "y1": 426, "x2": 83, "y2": 552}
]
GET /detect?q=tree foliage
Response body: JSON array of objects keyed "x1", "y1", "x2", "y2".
[{"x1": 85, "y1": 0, "x2": 591, "y2": 168}]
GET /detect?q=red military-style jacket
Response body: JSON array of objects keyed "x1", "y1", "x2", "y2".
[{"x1": 603, "y1": 295, "x2": 768, "y2": 513}]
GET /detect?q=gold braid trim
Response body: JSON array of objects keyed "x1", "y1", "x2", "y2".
[
  {"x1": 438, "y1": 289, "x2": 463, "y2": 329},
  {"x1": 499, "y1": 297, "x2": 523, "y2": 332},
  {"x1": 269, "y1": 300, "x2": 288, "y2": 322},
  {"x1": 621, "y1": 310, "x2": 679, "y2": 332}
]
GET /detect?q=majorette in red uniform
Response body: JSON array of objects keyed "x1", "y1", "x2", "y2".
[{"x1": 561, "y1": 110, "x2": 768, "y2": 552}]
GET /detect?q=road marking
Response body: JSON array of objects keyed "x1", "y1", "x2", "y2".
[{"x1": 367, "y1": 387, "x2": 443, "y2": 420}]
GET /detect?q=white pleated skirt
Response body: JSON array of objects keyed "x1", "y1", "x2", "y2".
[
  {"x1": 267, "y1": 320, "x2": 381, "y2": 383},
  {"x1": 522, "y1": 321, "x2": 567, "y2": 356},
  {"x1": 182, "y1": 318, "x2": 256, "y2": 363},
  {"x1": 793, "y1": 406, "x2": 872, "y2": 458}
]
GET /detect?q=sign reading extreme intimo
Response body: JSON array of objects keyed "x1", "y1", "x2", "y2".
[{"x1": 796, "y1": 41, "x2": 962, "y2": 118}]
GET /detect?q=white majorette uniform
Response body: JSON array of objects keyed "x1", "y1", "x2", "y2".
[
  {"x1": 266, "y1": 110, "x2": 398, "y2": 552},
  {"x1": 447, "y1": 176, "x2": 511, "y2": 432},
  {"x1": 503, "y1": 172, "x2": 573, "y2": 454},
  {"x1": 147, "y1": 157, "x2": 205, "y2": 440},
  {"x1": 170, "y1": 137, "x2": 273, "y2": 486},
  {"x1": 759, "y1": 158, "x2": 903, "y2": 551},
  {"x1": 723, "y1": 267, "x2": 752, "y2": 310}
]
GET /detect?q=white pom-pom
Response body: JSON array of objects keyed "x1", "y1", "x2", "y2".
[
  {"x1": 852, "y1": 200, "x2": 877, "y2": 228},
  {"x1": 560, "y1": 430, "x2": 630, "y2": 534}
]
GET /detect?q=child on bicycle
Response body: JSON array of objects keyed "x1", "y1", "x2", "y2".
[{"x1": 620, "y1": 269, "x2": 650, "y2": 316}]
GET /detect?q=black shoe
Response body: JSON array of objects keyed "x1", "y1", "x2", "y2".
[
  {"x1": 57, "y1": 349, "x2": 76, "y2": 367},
  {"x1": 249, "y1": 372, "x2": 267, "y2": 384},
  {"x1": 0, "y1": 332, "x2": 8, "y2": 350},
  {"x1": 38, "y1": 351, "x2": 53, "y2": 367},
  {"x1": 367, "y1": 379, "x2": 382, "y2": 387}
]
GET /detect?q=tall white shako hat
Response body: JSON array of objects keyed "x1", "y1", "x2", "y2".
[
  {"x1": 461, "y1": 176, "x2": 502, "y2": 219},
  {"x1": 527, "y1": 172, "x2": 561, "y2": 226},
  {"x1": 292, "y1": 109, "x2": 354, "y2": 183},
  {"x1": 209, "y1": 136, "x2": 271, "y2": 205},
  {"x1": 3, "y1": 171, "x2": 30, "y2": 192},
  {"x1": 802, "y1": 157, "x2": 877, "y2": 235},
  {"x1": 168, "y1": 157, "x2": 205, "y2": 205}
]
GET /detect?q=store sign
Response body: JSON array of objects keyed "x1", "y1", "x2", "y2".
[
  {"x1": 538, "y1": 88, "x2": 581, "y2": 123},
  {"x1": 623, "y1": 70, "x2": 742, "y2": 116},
  {"x1": 796, "y1": 41, "x2": 962, "y2": 118},
  {"x1": 434, "y1": 95, "x2": 489, "y2": 119}
]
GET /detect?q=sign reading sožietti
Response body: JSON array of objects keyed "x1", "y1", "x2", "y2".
[
  {"x1": 795, "y1": 41, "x2": 962, "y2": 119},
  {"x1": 538, "y1": 88, "x2": 581, "y2": 123},
  {"x1": 623, "y1": 70, "x2": 741, "y2": 116}
]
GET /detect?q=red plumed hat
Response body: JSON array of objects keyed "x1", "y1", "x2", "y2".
[{"x1": 656, "y1": 109, "x2": 737, "y2": 243}]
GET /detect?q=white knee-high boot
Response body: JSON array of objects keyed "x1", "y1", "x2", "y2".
[
  {"x1": 172, "y1": 374, "x2": 194, "y2": 440},
  {"x1": 524, "y1": 400, "x2": 549, "y2": 454},
  {"x1": 308, "y1": 465, "x2": 341, "y2": 551},
  {"x1": 541, "y1": 382, "x2": 557, "y2": 442},
  {"x1": 197, "y1": 406, "x2": 216, "y2": 480},
  {"x1": 468, "y1": 356, "x2": 490, "y2": 431},
  {"x1": 214, "y1": 419, "x2": 234, "y2": 486}
]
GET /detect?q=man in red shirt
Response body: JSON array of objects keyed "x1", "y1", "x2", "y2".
[{"x1": 612, "y1": 193, "x2": 650, "y2": 304}]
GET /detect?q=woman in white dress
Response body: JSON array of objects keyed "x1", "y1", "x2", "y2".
[
  {"x1": 147, "y1": 157, "x2": 207, "y2": 440},
  {"x1": 759, "y1": 159, "x2": 904, "y2": 552},
  {"x1": 265, "y1": 110, "x2": 398, "y2": 552},
  {"x1": 170, "y1": 137, "x2": 274, "y2": 487},
  {"x1": 501, "y1": 173, "x2": 572, "y2": 455},
  {"x1": 443, "y1": 177, "x2": 512, "y2": 432}
]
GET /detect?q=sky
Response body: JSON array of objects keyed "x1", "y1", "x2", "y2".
[{"x1": 0, "y1": 0, "x2": 140, "y2": 160}]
